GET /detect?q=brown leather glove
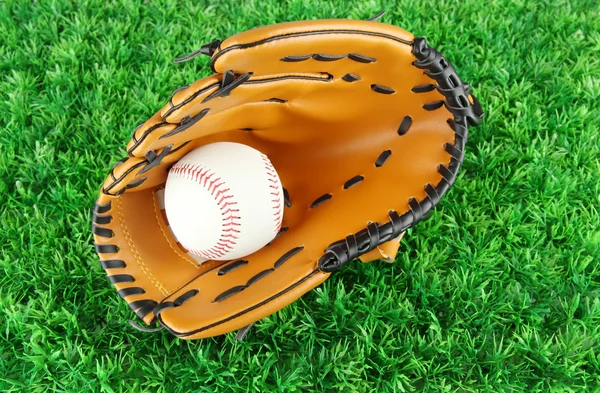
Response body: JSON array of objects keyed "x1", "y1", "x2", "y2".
[{"x1": 92, "y1": 17, "x2": 483, "y2": 340}]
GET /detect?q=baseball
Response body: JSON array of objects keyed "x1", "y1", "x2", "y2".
[{"x1": 164, "y1": 142, "x2": 284, "y2": 261}]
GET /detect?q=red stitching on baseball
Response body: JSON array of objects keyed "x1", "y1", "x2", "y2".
[
  {"x1": 217, "y1": 194, "x2": 233, "y2": 205},
  {"x1": 171, "y1": 162, "x2": 242, "y2": 259},
  {"x1": 199, "y1": 250, "x2": 220, "y2": 259},
  {"x1": 220, "y1": 200, "x2": 236, "y2": 209},
  {"x1": 213, "y1": 187, "x2": 230, "y2": 200},
  {"x1": 261, "y1": 154, "x2": 284, "y2": 236},
  {"x1": 206, "y1": 178, "x2": 223, "y2": 195}
]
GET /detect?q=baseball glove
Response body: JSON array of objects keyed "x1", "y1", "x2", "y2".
[{"x1": 92, "y1": 16, "x2": 483, "y2": 340}]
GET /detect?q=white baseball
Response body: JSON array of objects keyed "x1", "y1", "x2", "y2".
[{"x1": 164, "y1": 142, "x2": 284, "y2": 261}]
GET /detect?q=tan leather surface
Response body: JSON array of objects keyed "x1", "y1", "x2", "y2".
[
  {"x1": 214, "y1": 19, "x2": 413, "y2": 56},
  {"x1": 92, "y1": 18, "x2": 473, "y2": 339}
]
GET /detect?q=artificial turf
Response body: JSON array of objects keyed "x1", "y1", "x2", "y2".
[{"x1": 1, "y1": 0, "x2": 599, "y2": 391}]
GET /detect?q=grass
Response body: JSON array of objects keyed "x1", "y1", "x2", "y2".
[{"x1": 1, "y1": 0, "x2": 599, "y2": 391}]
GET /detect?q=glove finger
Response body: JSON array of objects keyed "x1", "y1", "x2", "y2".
[
  {"x1": 127, "y1": 71, "x2": 331, "y2": 158},
  {"x1": 127, "y1": 75, "x2": 222, "y2": 157},
  {"x1": 101, "y1": 142, "x2": 190, "y2": 197},
  {"x1": 210, "y1": 19, "x2": 413, "y2": 77}
]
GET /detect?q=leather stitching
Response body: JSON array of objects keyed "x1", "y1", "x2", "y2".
[
  {"x1": 152, "y1": 191, "x2": 200, "y2": 271},
  {"x1": 116, "y1": 197, "x2": 169, "y2": 296},
  {"x1": 261, "y1": 154, "x2": 283, "y2": 234}
]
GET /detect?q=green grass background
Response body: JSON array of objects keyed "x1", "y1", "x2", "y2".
[{"x1": 1, "y1": 0, "x2": 599, "y2": 391}]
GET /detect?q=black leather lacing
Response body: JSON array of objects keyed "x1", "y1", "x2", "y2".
[
  {"x1": 103, "y1": 142, "x2": 192, "y2": 197},
  {"x1": 318, "y1": 37, "x2": 483, "y2": 273},
  {"x1": 173, "y1": 39, "x2": 221, "y2": 63},
  {"x1": 152, "y1": 246, "x2": 305, "y2": 320},
  {"x1": 92, "y1": 201, "x2": 162, "y2": 330},
  {"x1": 281, "y1": 53, "x2": 376, "y2": 63}
]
